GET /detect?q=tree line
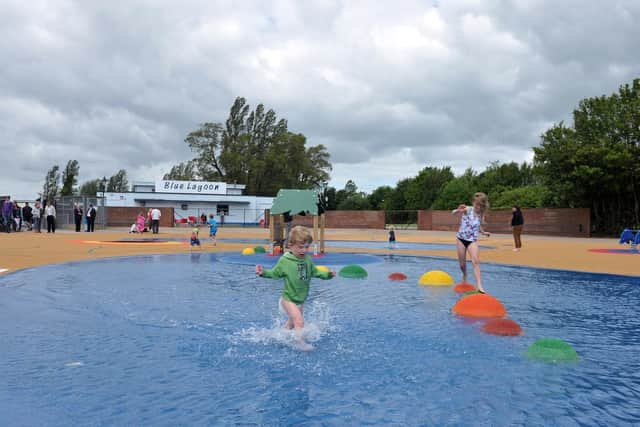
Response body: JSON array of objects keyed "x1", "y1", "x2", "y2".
[
  {"x1": 328, "y1": 78, "x2": 640, "y2": 235},
  {"x1": 325, "y1": 162, "x2": 539, "y2": 212},
  {"x1": 41, "y1": 161, "x2": 129, "y2": 201}
]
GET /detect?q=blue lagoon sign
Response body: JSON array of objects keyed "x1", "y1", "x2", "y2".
[{"x1": 155, "y1": 180, "x2": 227, "y2": 195}]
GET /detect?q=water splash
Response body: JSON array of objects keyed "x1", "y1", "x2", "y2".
[{"x1": 229, "y1": 301, "x2": 337, "y2": 349}]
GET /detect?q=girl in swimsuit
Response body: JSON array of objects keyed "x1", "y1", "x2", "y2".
[{"x1": 452, "y1": 192, "x2": 490, "y2": 293}]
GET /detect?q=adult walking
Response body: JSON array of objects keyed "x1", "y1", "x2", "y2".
[
  {"x1": 2, "y1": 196, "x2": 13, "y2": 233},
  {"x1": 32, "y1": 201, "x2": 41, "y2": 233},
  {"x1": 151, "y1": 207, "x2": 161, "y2": 234},
  {"x1": 86, "y1": 204, "x2": 97, "y2": 232},
  {"x1": 13, "y1": 202, "x2": 22, "y2": 231},
  {"x1": 45, "y1": 201, "x2": 56, "y2": 233},
  {"x1": 511, "y1": 206, "x2": 524, "y2": 251},
  {"x1": 73, "y1": 203, "x2": 83, "y2": 232},
  {"x1": 22, "y1": 202, "x2": 33, "y2": 230}
]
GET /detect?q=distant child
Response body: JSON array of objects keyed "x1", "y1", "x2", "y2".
[
  {"x1": 207, "y1": 214, "x2": 218, "y2": 246},
  {"x1": 452, "y1": 192, "x2": 490, "y2": 293},
  {"x1": 255, "y1": 226, "x2": 335, "y2": 351},
  {"x1": 388, "y1": 225, "x2": 396, "y2": 249},
  {"x1": 136, "y1": 212, "x2": 146, "y2": 233},
  {"x1": 190, "y1": 226, "x2": 201, "y2": 250}
]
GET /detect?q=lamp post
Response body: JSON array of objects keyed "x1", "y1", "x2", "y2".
[
  {"x1": 101, "y1": 177, "x2": 107, "y2": 201},
  {"x1": 101, "y1": 177, "x2": 107, "y2": 230}
]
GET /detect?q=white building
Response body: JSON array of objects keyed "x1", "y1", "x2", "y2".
[{"x1": 104, "y1": 180, "x2": 273, "y2": 226}]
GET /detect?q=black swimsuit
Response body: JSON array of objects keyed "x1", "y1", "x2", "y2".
[{"x1": 458, "y1": 237, "x2": 473, "y2": 248}]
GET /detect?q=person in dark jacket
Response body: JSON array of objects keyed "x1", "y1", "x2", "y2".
[
  {"x1": 2, "y1": 197, "x2": 13, "y2": 233},
  {"x1": 73, "y1": 203, "x2": 83, "y2": 232},
  {"x1": 13, "y1": 203, "x2": 22, "y2": 231},
  {"x1": 511, "y1": 205, "x2": 524, "y2": 251},
  {"x1": 22, "y1": 202, "x2": 33, "y2": 230},
  {"x1": 86, "y1": 204, "x2": 97, "y2": 232}
]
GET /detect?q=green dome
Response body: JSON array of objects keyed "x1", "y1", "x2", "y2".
[
  {"x1": 253, "y1": 246, "x2": 266, "y2": 253},
  {"x1": 527, "y1": 338, "x2": 578, "y2": 363},
  {"x1": 339, "y1": 265, "x2": 368, "y2": 279}
]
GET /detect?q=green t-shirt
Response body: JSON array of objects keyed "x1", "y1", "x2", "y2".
[{"x1": 261, "y1": 252, "x2": 332, "y2": 304}]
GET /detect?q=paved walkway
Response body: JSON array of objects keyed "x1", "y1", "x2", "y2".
[{"x1": 0, "y1": 227, "x2": 637, "y2": 277}]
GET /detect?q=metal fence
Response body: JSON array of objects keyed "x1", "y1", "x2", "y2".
[
  {"x1": 384, "y1": 210, "x2": 418, "y2": 229},
  {"x1": 51, "y1": 196, "x2": 107, "y2": 230}
]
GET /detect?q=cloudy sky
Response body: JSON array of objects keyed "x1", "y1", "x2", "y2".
[{"x1": 2, "y1": 0, "x2": 639, "y2": 199}]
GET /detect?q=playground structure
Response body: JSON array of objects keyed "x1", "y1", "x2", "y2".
[{"x1": 268, "y1": 189, "x2": 326, "y2": 253}]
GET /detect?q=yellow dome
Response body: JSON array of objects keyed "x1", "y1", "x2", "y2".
[
  {"x1": 418, "y1": 270, "x2": 454, "y2": 286},
  {"x1": 241, "y1": 247, "x2": 255, "y2": 255},
  {"x1": 316, "y1": 265, "x2": 329, "y2": 272}
]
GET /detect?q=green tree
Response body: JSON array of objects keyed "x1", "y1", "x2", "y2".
[
  {"x1": 60, "y1": 160, "x2": 80, "y2": 196},
  {"x1": 383, "y1": 178, "x2": 412, "y2": 211},
  {"x1": 336, "y1": 180, "x2": 370, "y2": 210},
  {"x1": 492, "y1": 185, "x2": 550, "y2": 209},
  {"x1": 184, "y1": 122, "x2": 225, "y2": 181},
  {"x1": 325, "y1": 186, "x2": 338, "y2": 210},
  {"x1": 475, "y1": 161, "x2": 537, "y2": 202},
  {"x1": 368, "y1": 185, "x2": 394, "y2": 210},
  {"x1": 404, "y1": 166, "x2": 454, "y2": 210},
  {"x1": 107, "y1": 169, "x2": 129, "y2": 192},
  {"x1": 42, "y1": 165, "x2": 60, "y2": 202},
  {"x1": 534, "y1": 78, "x2": 640, "y2": 233},
  {"x1": 78, "y1": 178, "x2": 109, "y2": 196},
  {"x1": 432, "y1": 169, "x2": 477, "y2": 210},
  {"x1": 163, "y1": 161, "x2": 198, "y2": 180},
  {"x1": 79, "y1": 179, "x2": 100, "y2": 196},
  {"x1": 170, "y1": 97, "x2": 331, "y2": 195}
]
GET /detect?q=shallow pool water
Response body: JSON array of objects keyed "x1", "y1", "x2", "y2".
[
  {"x1": 1, "y1": 253, "x2": 639, "y2": 425},
  {"x1": 218, "y1": 237, "x2": 493, "y2": 251}
]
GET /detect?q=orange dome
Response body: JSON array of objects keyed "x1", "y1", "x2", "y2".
[
  {"x1": 452, "y1": 294, "x2": 507, "y2": 318},
  {"x1": 388, "y1": 272, "x2": 407, "y2": 281},
  {"x1": 453, "y1": 283, "x2": 476, "y2": 294},
  {"x1": 481, "y1": 318, "x2": 522, "y2": 336}
]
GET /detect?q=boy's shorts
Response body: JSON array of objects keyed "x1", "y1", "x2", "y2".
[{"x1": 190, "y1": 239, "x2": 200, "y2": 246}]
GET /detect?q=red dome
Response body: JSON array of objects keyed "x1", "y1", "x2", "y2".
[
  {"x1": 452, "y1": 294, "x2": 507, "y2": 318},
  {"x1": 453, "y1": 283, "x2": 476, "y2": 294},
  {"x1": 388, "y1": 272, "x2": 407, "y2": 281},
  {"x1": 482, "y1": 318, "x2": 522, "y2": 336}
]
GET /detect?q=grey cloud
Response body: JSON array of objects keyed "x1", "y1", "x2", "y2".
[{"x1": 1, "y1": 0, "x2": 638, "y2": 198}]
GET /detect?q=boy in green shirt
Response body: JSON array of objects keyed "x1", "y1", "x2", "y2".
[{"x1": 256, "y1": 225, "x2": 335, "y2": 351}]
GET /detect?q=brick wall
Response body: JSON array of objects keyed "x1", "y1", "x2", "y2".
[
  {"x1": 106, "y1": 207, "x2": 175, "y2": 228},
  {"x1": 417, "y1": 210, "x2": 432, "y2": 231},
  {"x1": 282, "y1": 210, "x2": 385, "y2": 229},
  {"x1": 419, "y1": 208, "x2": 590, "y2": 237}
]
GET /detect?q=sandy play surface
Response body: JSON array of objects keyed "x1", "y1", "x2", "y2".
[{"x1": 0, "y1": 227, "x2": 637, "y2": 277}]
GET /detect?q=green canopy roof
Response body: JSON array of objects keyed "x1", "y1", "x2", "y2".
[{"x1": 270, "y1": 189, "x2": 319, "y2": 216}]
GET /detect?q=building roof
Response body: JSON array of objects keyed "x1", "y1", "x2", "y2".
[{"x1": 270, "y1": 189, "x2": 319, "y2": 216}]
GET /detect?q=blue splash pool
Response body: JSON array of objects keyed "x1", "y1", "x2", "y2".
[
  {"x1": 1, "y1": 253, "x2": 639, "y2": 425},
  {"x1": 216, "y1": 237, "x2": 494, "y2": 251}
]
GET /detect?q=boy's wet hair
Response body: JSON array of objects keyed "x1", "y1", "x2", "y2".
[{"x1": 287, "y1": 225, "x2": 313, "y2": 246}]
